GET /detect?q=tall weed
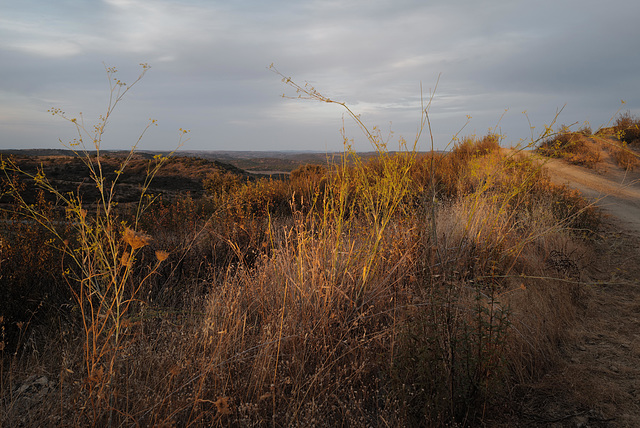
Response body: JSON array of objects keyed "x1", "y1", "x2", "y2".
[{"x1": 1, "y1": 64, "x2": 187, "y2": 424}]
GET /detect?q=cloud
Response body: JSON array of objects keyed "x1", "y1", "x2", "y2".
[
  {"x1": 0, "y1": 18, "x2": 82, "y2": 58},
  {"x1": 0, "y1": 0, "x2": 638, "y2": 151}
]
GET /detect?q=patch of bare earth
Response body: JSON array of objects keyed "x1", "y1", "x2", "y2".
[{"x1": 509, "y1": 149, "x2": 640, "y2": 427}]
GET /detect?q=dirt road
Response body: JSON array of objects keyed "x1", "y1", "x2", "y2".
[
  {"x1": 542, "y1": 155, "x2": 640, "y2": 230},
  {"x1": 514, "y1": 152, "x2": 640, "y2": 427}
]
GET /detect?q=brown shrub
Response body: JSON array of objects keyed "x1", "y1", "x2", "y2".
[
  {"x1": 202, "y1": 169, "x2": 243, "y2": 198},
  {"x1": 289, "y1": 163, "x2": 327, "y2": 208}
]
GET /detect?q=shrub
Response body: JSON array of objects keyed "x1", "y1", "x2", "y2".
[
  {"x1": 289, "y1": 163, "x2": 327, "y2": 208},
  {"x1": 578, "y1": 122, "x2": 592, "y2": 136},
  {"x1": 202, "y1": 169, "x2": 243, "y2": 198},
  {"x1": 614, "y1": 110, "x2": 640, "y2": 144},
  {"x1": 0, "y1": 188, "x2": 68, "y2": 352},
  {"x1": 451, "y1": 133, "x2": 501, "y2": 159},
  {"x1": 537, "y1": 128, "x2": 602, "y2": 168},
  {"x1": 611, "y1": 141, "x2": 640, "y2": 170}
]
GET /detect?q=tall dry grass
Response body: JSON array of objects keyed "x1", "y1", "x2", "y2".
[{"x1": 0, "y1": 68, "x2": 602, "y2": 426}]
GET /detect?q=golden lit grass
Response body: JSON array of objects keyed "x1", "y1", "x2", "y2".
[{"x1": 115, "y1": 147, "x2": 597, "y2": 425}]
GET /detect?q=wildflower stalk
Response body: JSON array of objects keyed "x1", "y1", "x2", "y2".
[{"x1": 0, "y1": 64, "x2": 186, "y2": 423}]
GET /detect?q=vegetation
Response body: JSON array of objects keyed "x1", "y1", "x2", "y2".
[
  {"x1": 537, "y1": 112, "x2": 640, "y2": 171},
  {"x1": 614, "y1": 110, "x2": 640, "y2": 145},
  {"x1": 536, "y1": 125, "x2": 603, "y2": 168},
  {"x1": 1, "y1": 66, "x2": 605, "y2": 426}
]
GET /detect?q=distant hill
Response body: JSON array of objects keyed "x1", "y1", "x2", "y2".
[
  {"x1": 0, "y1": 153, "x2": 262, "y2": 206},
  {"x1": 178, "y1": 150, "x2": 439, "y2": 173},
  {"x1": 0, "y1": 148, "x2": 444, "y2": 177}
]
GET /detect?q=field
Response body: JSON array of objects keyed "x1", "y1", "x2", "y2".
[{"x1": 2, "y1": 77, "x2": 640, "y2": 426}]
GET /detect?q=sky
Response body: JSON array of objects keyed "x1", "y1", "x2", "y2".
[{"x1": 1, "y1": 0, "x2": 639, "y2": 153}]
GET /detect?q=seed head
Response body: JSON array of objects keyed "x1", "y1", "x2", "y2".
[
  {"x1": 123, "y1": 227, "x2": 151, "y2": 250},
  {"x1": 214, "y1": 396, "x2": 232, "y2": 415}
]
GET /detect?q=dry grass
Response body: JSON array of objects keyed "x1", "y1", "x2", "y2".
[
  {"x1": 2, "y1": 143, "x2": 600, "y2": 426},
  {"x1": 0, "y1": 69, "x2": 604, "y2": 426},
  {"x1": 609, "y1": 141, "x2": 640, "y2": 170}
]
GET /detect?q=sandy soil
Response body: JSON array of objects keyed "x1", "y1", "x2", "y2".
[
  {"x1": 542, "y1": 154, "x2": 640, "y2": 231},
  {"x1": 510, "y1": 151, "x2": 640, "y2": 427}
]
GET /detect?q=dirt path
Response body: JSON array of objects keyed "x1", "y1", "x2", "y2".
[
  {"x1": 513, "y1": 152, "x2": 640, "y2": 427},
  {"x1": 542, "y1": 155, "x2": 640, "y2": 230}
]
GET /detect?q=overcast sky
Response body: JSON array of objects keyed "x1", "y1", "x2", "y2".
[{"x1": 1, "y1": 0, "x2": 638, "y2": 152}]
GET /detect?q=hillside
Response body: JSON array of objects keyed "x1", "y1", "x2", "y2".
[{"x1": 0, "y1": 154, "x2": 253, "y2": 205}]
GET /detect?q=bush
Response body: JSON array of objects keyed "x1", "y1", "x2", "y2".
[
  {"x1": 611, "y1": 141, "x2": 640, "y2": 171},
  {"x1": 0, "y1": 190, "x2": 69, "y2": 352},
  {"x1": 202, "y1": 170, "x2": 243, "y2": 198},
  {"x1": 452, "y1": 133, "x2": 501, "y2": 159},
  {"x1": 578, "y1": 123, "x2": 592, "y2": 136},
  {"x1": 288, "y1": 163, "x2": 328, "y2": 213},
  {"x1": 614, "y1": 110, "x2": 640, "y2": 144},
  {"x1": 537, "y1": 129, "x2": 602, "y2": 168}
]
